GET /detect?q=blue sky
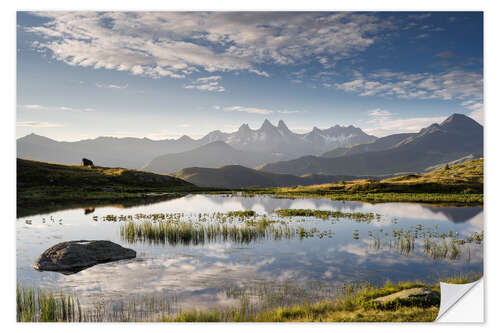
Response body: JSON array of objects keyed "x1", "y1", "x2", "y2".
[{"x1": 16, "y1": 11, "x2": 483, "y2": 140}]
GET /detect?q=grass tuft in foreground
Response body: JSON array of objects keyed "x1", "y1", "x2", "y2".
[
  {"x1": 17, "y1": 285, "x2": 82, "y2": 322},
  {"x1": 17, "y1": 273, "x2": 482, "y2": 322}
]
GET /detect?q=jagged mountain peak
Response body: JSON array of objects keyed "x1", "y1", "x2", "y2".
[
  {"x1": 442, "y1": 113, "x2": 472, "y2": 123},
  {"x1": 238, "y1": 123, "x2": 251, "y2": 132},
  {"x1": 178, "y1": 135, "x2": 195, "y2": 143},
  {"x1": 277, "y1": 119, "x2": 293, "y2": 135},
  {"x1": 277, "y1": 119, "x2": 288, "y2": 129},
  {"x1": 18, "y1": 132, "x2": 58, "y2": 144},
  {"x1": 440, "y1": 113, "x2": 482, "y2": 131},
  {"x1": 260, "y1": 119, "x2": 275, "y2": 130}
]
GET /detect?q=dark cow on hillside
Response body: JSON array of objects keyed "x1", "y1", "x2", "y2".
[{"x1": 81, "y1": 158, "x2": 94, "y2": 167}]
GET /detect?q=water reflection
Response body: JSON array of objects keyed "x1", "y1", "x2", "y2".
[
  {"x1": 16, "y1": 194, "x2": 483, "y2": 312},
  {"x1": 17, "y1": 193, "x2": 188, "y2": 218}
]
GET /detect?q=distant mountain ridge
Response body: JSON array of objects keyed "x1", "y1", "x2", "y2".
[
  {"x1": 17, "y1": 133, "x2": 201, "y2": 169},
  {"x1": 143, "y1": 141, "x2": 283, "y2": 174},
  {"x1": 17, "y1": 120, "x2": 376, "y2": 169},
  {"x1": 259, "y1": 114, "x2": 483, "y2": 176},
  {"x1": 198, "y1": 119, "x2": 377, "y2": 157},
  {"x1": 321, "y1": 133, "x2": 415, "y2": 158},
  {"x1": 174, "y1": 165, "x2": 354, "y2": 188}
]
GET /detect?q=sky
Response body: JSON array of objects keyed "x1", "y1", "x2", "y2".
[{"x1": 16, "y1": 11, "x2": 483, "y2": 141}]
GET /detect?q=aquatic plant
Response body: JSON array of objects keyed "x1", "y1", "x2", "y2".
[
  {"x1": 18, "y1": 272, "x2": 482, "y2": 322},
  {"x1": 227, "y1": 210, "x2": 256, "y2": 218},
  {"x1": 120, "y1": 219, "x2": 303, "y2": 245},
  {"x1": 17, "y1": 285, "x2": 82, "y2": 322},
  {"x1": 274, "y1": 209, "x2": 378, "y2": 223}
]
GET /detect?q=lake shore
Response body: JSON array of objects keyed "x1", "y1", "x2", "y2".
[
  {"x1": 17, "y1": 158, "x2": 484, "y2": 212},
  {"x1": 17, "y1": 274, "x2": 481, "y2": 322}
]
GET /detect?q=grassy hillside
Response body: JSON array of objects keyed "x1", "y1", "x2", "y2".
[
  {"x1": 246, "y1": 159, "x2": 483, "y2": 204},
  {"x1": 174, "y1": 165, "x2": 354, "y2": 188},
  {"x1": 17, "y1": 158, "x2": 197, "y2": 203}
]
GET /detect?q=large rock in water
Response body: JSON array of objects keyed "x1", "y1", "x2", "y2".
[
  {"x1": 34, "y1": 240, "x2": 136, "y2": 274},
  {"x1": 373, "y1": 287, "x2": 440, "y2": 305}
]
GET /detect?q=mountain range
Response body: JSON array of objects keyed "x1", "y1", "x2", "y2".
[
  {"x1": 143, "y1": 141, "x2": 282, "y2": 174},
  {"x1": 17, "y1": 120, "x2": 376, "y2": 169},
  {"x1": 16, "y1": 114, "x2": 483, "y2": 188},
  {"x1": 198, "y1": 119, "x2": 377, "y2": 157},
  {"x1": 259, "y1": 114, "x2": 483, "y2": 176}
]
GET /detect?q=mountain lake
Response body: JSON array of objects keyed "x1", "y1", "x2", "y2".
[{"x1": 16, "y1": 194, "x2": 483, "y2": 319}]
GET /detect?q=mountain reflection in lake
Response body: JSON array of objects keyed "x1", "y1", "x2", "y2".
[{"x1": 17, "y1": 194, "x2": 483, "y2": 312}]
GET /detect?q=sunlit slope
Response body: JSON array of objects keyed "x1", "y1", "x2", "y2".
[
  {"x1": 270, "y1": 158, "x2": 483, "y2": 195},
  {"x1": 17, "y1": 158, "x2": 195, "y2": 197}
]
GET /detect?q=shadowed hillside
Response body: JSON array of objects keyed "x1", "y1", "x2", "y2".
[
  {"x1": 174, "y1": 165, "x2": 355, "y2": 188},
  {"x1": 144, "y1": 141, "x2": 281, "y2": 174},
  {"x1": 321, "y1": 133, "x2": 414, "y2": 158}
]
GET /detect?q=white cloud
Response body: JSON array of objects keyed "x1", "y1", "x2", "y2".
[
  {"x1": 26, "y1": 12, "x2": 393, "y2": 80},
  {"x1": 364, "y1": 107, "x2": 448, "y2": 137},
  {"x1": 363, "y1": 116, "x2": 447, "y2": 137},
  {"x1": 221, "y1": 106, "x2": 302, "y2": 115},
  {"x1": 184, "y1": 76, "x2": 225, "y2": 92},
  {"x1": 21, "y1": 104, "x2": 45, "y2": 110},
  {"x1": 368, "y1": 108, "x2": 393, "y2": 117},
  {"x1": 18, "y1": 104, "x2": 96, "y2": 112},
  {"x1": 17, "y1": 121, "x2": 64, "y2": 128},
  {"x1": 195, "y1": 76, "x2": 221, "y2": 83},
  {"x1": 96, "y1": 83, "x2": 128, "y2": 89},
  {"x1": 223, "y1": 106, "x2": 274, "y2": 115},
  {"x1": 335, "y1": 69, "x2": 483, "y2": 127},
  {"x1": 277, "y1": 110, "x2": 301, "y2": 114},
  {"x1": 469, "y1": 109, "x2": 484, "y2": 124},
  {"x1": 462, "y1": 100, "x2": 484, "y2": 124},
  {"x1": 334, "y1": 70, "x2": 483, "y2": 103}
]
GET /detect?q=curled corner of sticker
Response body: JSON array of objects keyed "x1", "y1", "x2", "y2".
[{"x1": 436, "y1": 278, "x2": 483, "y2": 322}]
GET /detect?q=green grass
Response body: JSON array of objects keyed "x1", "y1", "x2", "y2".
[
  {"x1": 17, "y1": 158, "x2": 484, "y2": 211},
  {"x1": 244, "y1": 191, "x2": 482, "y2": 205},
  {"x1": 119, "y1": 218, "x2": 299, "y2": 245},
  {"x1": 110, "y1": 209, "x2": 389, "y2": 245},
  {"x1": 243, "y1": 159, "x2": 484, "y2": 205},
  {"x1": 17, "y1": 158, "x2": 205, "y2": 202},
  {"x1": 18, "y1": 273, "x2": 482, "y2": 322},
  {"x1": 274, "y1": 209, "x2": 379, "y2": 222},
  {"x1": 163, "y1": 278, "x2": 475, "y2": 322},
  {"x1": 17, "y1": 285, "x2": 82, "y2": 322},
  {"x1": 16, "y1": 158, "x2": 232, "y2": 217},
  {"x1": 226, "y1": 210, "x2": 257, "y2": 218}
]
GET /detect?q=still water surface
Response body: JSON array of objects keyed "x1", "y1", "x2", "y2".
[{"x1": 16, "y1": 194, "x2": 483, "y2": 311}]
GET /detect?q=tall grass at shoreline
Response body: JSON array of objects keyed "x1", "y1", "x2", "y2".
[
  {"x1": 17, "y1": 286, "x2": 82, "y2": 322},
  {"x1": 120, "y1": 219, "x2": 298, "y2": 245},
  {"x1": 17, "y1": 273, "x2": 482, "y2": 322}
]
